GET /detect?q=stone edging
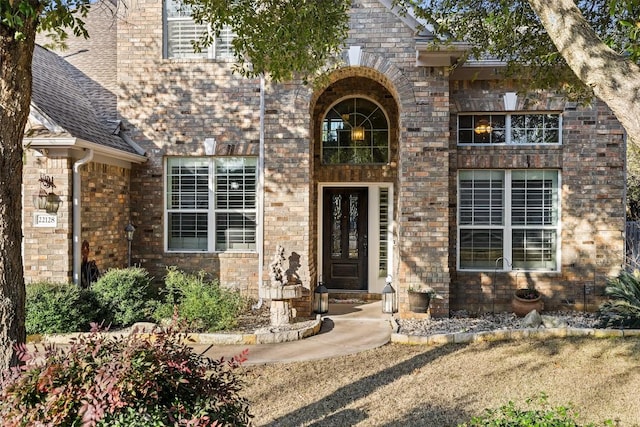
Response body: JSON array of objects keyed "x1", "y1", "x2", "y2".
[
  {"x1": 31, "y1": 315, "x2": 323, "y2": 346},
  {"x1": 388, "y1": 317, "x2": 640, "y2": 345}
]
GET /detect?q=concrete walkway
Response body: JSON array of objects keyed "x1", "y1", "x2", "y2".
[{"x1": 191, "y1": 301, "x2": 394, "y2": 365}]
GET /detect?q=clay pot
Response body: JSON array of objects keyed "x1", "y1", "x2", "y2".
[{"x1": 512, "y1": 289, "x2": 544, "y2": 317}]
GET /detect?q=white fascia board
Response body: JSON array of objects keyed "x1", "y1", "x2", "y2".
[
  {"x1": 29, "y1": 105, "x2": 65, "y2": 133},
  {"x1": 23, "y1": 137, "x2": 147, "y2": 164},
  {"x1": 415, "y1": 41, "x2": 470, "y2": 67}
]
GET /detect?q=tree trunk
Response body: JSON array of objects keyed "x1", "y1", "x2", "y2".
[
  {"x1": 528, "y1": 0, "x2": 640, "y2": 146},
  {"x1": 0, "y1": 17, "x2": 37, "y2": 369}
]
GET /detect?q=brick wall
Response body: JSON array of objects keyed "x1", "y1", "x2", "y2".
[
  {"x1": 80, "y1": 162, "x2": 132, "y2": 273},
  {"x1": 23, "y1": 152, "x2": 73, "y2": 283},
  {"x1": 23, "y1": 152, "x2": 133, "y2": 284},
  {"x1": 448, "y1": 81, "x2": 625, "y2": 313}
]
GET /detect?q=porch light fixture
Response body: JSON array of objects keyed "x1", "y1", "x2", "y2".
[
  {"x1": 33, "y1": 189, "x2": 48, "y2": 210},
  {"x1": 124, "y1": 223, "x2": 135, "y2": 267},
  {"x1": 314, "y1": 281, "x2": 329, "y2": 314},
  {"x1": 474, "y1": 119, "x2": 492, "y2": 135},
  {"x1": 382, "y1": 275, "x2": 397, "y2": 313},
  {"x1": 45, "y1": 192, "x2": 62, "y2": 214},
  {"x1": 351, "y1": 126, "x2": 365, "y2": 141},
  {"x1": 33, "y1": 174, "x2": 62, "y2": 214}
]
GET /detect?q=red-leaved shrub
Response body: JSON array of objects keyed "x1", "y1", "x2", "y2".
[{"x1": 0, "y1": 323, "x2": 251, "y2": 426}]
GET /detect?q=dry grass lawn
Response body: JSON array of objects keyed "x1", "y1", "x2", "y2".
[{"x1": 241, "y1": 337, "x2": 640, "y2": 426}]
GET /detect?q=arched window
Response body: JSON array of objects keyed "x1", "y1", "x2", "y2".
[{"x1": 322, "y1": 98, "x2": 389, "y2": 164}]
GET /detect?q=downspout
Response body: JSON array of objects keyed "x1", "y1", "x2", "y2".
[
  {"x1": 72, "y1": 149, "x2": 94, "y2": 285},
  {"x1": 253, "y1": 75, "x2": 266, "y2": 310}
]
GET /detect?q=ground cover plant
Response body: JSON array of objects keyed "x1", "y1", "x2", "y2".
[
  {"x1": 460, "y1": 393, "x2": 614, "y2": 427},
  {"x1": 0, "y1": 324, "x2": 252, "y2": 426}
]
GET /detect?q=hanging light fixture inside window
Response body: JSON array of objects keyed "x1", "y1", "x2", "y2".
[
  {"x1": 351, "y1": 126, "x2": 365, "y2": 141},
  {"x1": 474, "y1": 119, "x2": 493, "y2": 135}
]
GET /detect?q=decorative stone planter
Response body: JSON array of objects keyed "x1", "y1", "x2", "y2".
[{"x1": 512, "y1": 289, "x2": 544, "y2": 317}]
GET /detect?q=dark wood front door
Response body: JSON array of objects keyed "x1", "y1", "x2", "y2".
[{"x1": 322, "y1": 188, "x2": 368, "y2": 290}]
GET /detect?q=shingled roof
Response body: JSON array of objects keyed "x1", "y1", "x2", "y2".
[{"x1": 30, "y1": 45, "x2": 140, "y2": 155}]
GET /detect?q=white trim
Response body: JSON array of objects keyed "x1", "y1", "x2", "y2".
[
  {"x1": 163, "y1": 156, "x2": 258, "y2": 254},
  {"x1": 456, "y1": 169, "x2": 561, "y2": 273},
  {"x1": 317, "y1": 182, "x2": 394, "y2": 294},
  {"x1": 24, "y1": 137, "x2": 147, "y2": 164},
  {"x1": 348, "y1": 46, "x2": 362, "y2": 67}
]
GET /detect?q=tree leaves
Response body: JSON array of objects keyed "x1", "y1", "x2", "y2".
[{"x1": 182, "y1": 0, "x2": 351, "y2": 82}]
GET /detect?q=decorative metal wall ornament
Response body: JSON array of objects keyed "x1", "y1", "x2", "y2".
[{"x1": 32, "y1": 174, "x2": 62, "y2": 214}]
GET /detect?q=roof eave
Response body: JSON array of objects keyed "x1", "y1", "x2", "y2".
[
  {"x1": 415, "y1": 41, "x2": 471, "y2": 67},
  {"x1": 24, "y1": 137, "x2": 148, "y2": 164}
]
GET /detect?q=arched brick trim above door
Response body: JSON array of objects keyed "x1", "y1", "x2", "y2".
[{"x1": 309, "y1": 51, "x2": 415, "y2": 116}]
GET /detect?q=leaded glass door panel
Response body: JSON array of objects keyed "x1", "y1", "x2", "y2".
[{"x1": 322, "y1": 188, "x2": 368, "y2": 290}]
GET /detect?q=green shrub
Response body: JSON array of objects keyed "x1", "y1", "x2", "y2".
[
  {"x1": 153, "y1": 268, "x2": 245, "y2": 332},
  {"x1": 0, "y1": 325, "x2": 252, "y2": 426},
  {"x1": 25, "y1": 281, "x2": 99, "y2": 334},
  {"x1": 91, "y1": 267, "x2": 155, "y2": 328},
  {"x1": 459, "y1": 393, "x2": 614, "y2": 427},
  {"x1": 598, "y1": 270, "x2": 640, "y2": 328}
]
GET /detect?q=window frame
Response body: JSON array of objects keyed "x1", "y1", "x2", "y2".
[
  {"x1": 163, "y1": 0, "x2": 235, "y2": 60},
  {"x1": 457, "y1": 169, "x2": 561, "y2": 272},
  {"x1": 457, "y1": 113, "x2": 562, "y2": 146},
  {"x1": 321, "y1": 96, "x2": 390, "y2": 165},
  {"x1": 164, "y1": 156, "x2": 257, "y2": 253}
]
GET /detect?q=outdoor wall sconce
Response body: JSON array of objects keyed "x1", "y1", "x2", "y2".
[
  {"x1": 124, "y1": 223, "x2": 135, "y2": 267},
  {"x1": 351, "y1": 126, "x2": 365, "y2": 141},
  {"x1": 32, "y1": 174, "x2": 62, "y2": 214},
  {"x1": 474, "y1": 119, "x2": 493, "y2": 135},
  {"x1": 382, "y1": 275, "x2": 397, "y2": 313},
  {"x1": 313, "y1": 280, "x2": 329, "y2": 314}
]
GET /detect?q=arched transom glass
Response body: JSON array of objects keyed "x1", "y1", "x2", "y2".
[{"x1": 322, "y1": 98, "x2": 389, "y2": 164}]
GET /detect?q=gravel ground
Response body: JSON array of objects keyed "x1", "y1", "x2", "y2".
[{"x1": 397, "y1": 310, "x2": 601, "y2": 336}]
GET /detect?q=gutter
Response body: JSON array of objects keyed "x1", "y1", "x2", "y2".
[
  {"x1": 253, "y1": 75, "x2": 266, "y2": 310},
  {"x1": 72, "y1": 149, "x2": 94, "y2": 285}
]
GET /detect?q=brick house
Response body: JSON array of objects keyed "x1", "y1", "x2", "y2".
[{"x1": 22, "y1": 0, "x2": 625, "y2": 317}]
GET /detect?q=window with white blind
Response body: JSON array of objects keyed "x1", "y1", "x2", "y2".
[
  {"x1": 164, "y1": 0, "x2": 235, "y2": 60},
  {"x1": 458, "y1": 170, "x2": 559, "y2": 271},
  {"x1": 166, "y1": 157, "x2": 256, "y2": 252},
  {"x1": 458, "y1": 113, "x2": 561, "y2": 145}
]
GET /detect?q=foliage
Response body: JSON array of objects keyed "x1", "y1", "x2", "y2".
[
  {"x1": 181, "y1": 0, "x2": 351, "y2": 82},
  {"x1": 0, "y1": 324, "x2": 252, "y2": 426},
  {"x1": 91, "y1": 267, "x2": 155, "y2": 328},
  {"x1": 404, "y1": 0, "x2": 640, "y2": 98},
  {"x1": 459, "y1": 393, "x2": 615, "y2": 426},
  {"x1": 153, "y1": 268, "x2": 246, "y2": 332},
  {"x1": 25, "y1": 281, "x2": 99, "y2": 335},
  {"x1": 598, "y1": 270, "x2": 640, "y2": 328},
  {"x1": 627, "y1": 144, "x2": 640, "y2": 220}
]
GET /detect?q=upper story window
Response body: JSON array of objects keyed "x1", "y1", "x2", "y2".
[
  {"x1": 164, "y1": 0, "x2": 235, "y2": 60},
  {"x1": 166, "y1": 157, "x2": 256, "y2": 252},
  {"x1": 458, "y1": 113, "x2": 561, "y2": 145},
  {"x1": 322, "y1": 97, "x2": 389, "y2": 165}
]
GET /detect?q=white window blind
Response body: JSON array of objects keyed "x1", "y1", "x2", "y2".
[
  {"x1": 165, "y1": 0, "x2": 235, "y2": 60},
  {"x1": 166, "y1": 157, "x2": 257, "y2": 252},
  {"x1": 458, "y1": 170, "x2": 559, "y2": 271}
]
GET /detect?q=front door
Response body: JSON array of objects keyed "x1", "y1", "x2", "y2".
[{"x1": 322, "y1": 188, "x2": 368, "y2": 290}]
